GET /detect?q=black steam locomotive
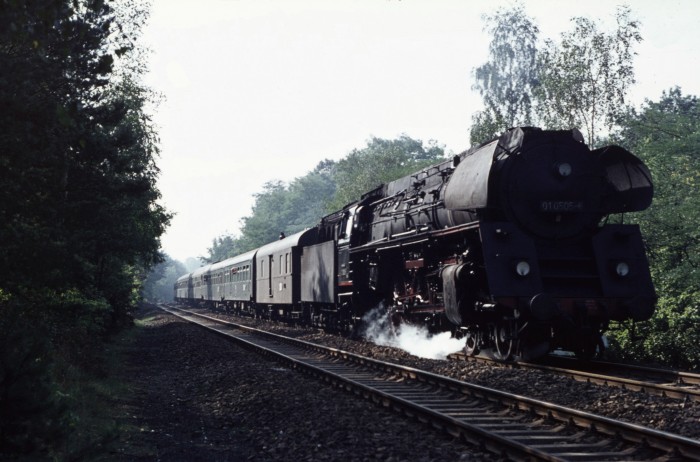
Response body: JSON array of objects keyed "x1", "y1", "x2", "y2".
[{"x1": 175, "y1": 127, "x2": 655, "y2": 360}]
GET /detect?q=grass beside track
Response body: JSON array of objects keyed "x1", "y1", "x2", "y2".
[{"x1": 47, "y1": 305, "x2": 160, "y2": 461}]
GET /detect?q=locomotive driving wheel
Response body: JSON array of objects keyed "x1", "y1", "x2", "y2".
[{"x1": 491, "y1": 320, "x2": 516, "y2": 361}]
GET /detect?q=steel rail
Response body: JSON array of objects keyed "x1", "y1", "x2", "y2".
[
  {"x1": 545, "y1": 355, "x2": 700, "y2": 387},
  {"x1": 160, "y1": 305, "x2": 700, "y2": 461},
  {"x1": 451, "y1": 352, "x2": 700, "y2": 402}
]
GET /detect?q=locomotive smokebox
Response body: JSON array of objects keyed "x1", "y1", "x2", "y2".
[{"x1": 444, "y1": 127, "x2": 653, "y2": 240}]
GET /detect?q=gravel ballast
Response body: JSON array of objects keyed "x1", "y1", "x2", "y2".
[
  {"x1": 195, "y1": 306, "x2": 700, "y2": 441},
  {"x1": 106, "y1": 304, "x2": 495, "y2": 461}
]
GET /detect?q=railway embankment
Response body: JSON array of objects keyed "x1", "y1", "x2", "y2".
[{"x1": 102, "y1": 304, "x2": 491, "y2": 461}]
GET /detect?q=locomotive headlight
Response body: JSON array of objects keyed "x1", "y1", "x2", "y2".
[
  {"x1": 557, "y1": 162, "x2": 572, "y2": 177},
  {"x1": 615, "y1": 262, "x2": 630, "y2": 277},
  {"x1": 516, "y1": 261, "x2": 531, "y2": 277}
]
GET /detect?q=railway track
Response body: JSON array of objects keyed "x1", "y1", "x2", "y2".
[
  {"x1": 159, "y1": 304, "x2": 700, "y2": 461},
  {"x1": 451, "y1": 352, "x2": 700, "y2": 402}
]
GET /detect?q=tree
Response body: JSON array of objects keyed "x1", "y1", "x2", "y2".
[
  {"x1": 470, "y1": 3, "x2": 540, "y2": 144},
  {"x1": 62, "y1": 75, "x2": 171, "y2": 315},
  {"x1": 535, "y1": 6, "x2": 641, "y2": 146},
  {"x1": 286, "y1": 160, "x2": 337, "y2": 229},
  {"x1": 237, "y1": 180, "x2": 297, "y2": 251},
  {"x1": 0, "y1": 0, "x2": 169, "y2": 299},
  {"x1": 609, "y1": 88, "x2": 700, "y2": 368},
  {"x1": 0, "y1": 1, "x2": 170, "y2": 456},
  {"x1": 233, "y1": 160, "x2": 337, "y2": 253},
  {"x1": 142, "y1": 254, "x2": 187, "y2": 302},
  {"x1": 329, "y1": 135, "x2": 445, "y2": 210},
  {"x1": 470, "y1": 5, "x2": 642, "y2": 147},
  {"x1": 202, "y1": 234, "x2": 242, "y2": 264}
]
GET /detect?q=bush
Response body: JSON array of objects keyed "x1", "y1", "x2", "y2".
[
  {"x1": 0, "y1": 301, "x2": 68, "y2": 458},
  {"x1": 607, "y1": 290, "x2": 700, "y2": 370}
]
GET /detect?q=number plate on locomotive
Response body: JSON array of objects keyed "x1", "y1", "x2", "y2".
[{"x1": 540, "y1": 201, "x2": 583, "y2": 212}]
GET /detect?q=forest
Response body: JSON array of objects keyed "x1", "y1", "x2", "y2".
[{"x1": 1, "y1": 1, "x2": 698, "y2": 459}]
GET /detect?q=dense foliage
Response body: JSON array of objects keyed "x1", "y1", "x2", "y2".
[
  {"x1": 328, "y1": 135, "x2": 445, "y2": 211},
  {"x1": 0, "y1": 0, "x2": 169, "y2": 457},
  {"x1": 607, "y1": 88, "x2": 700, "y2": 368}
]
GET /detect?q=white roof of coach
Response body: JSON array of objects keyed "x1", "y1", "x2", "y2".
[{"x1": 256, "y1": 228, "x2": 318, "y2": 259}]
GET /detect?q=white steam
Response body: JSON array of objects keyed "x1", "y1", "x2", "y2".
[{"x1": 361, "y1": 305, "x2": 465, "y2": 360}]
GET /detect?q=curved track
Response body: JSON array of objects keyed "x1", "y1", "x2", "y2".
[{"x1": 159, "y1": 304, "x2": 700, "y2": 461}]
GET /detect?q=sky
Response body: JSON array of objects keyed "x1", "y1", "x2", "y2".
[{"x1": 141, "y1": 0, "x2": 700, "y2": 262}]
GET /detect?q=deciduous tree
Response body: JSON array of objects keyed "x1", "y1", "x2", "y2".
[
  {"x1": 535, "y1": 6, "x2": 641, "y2": 146},
  {"x1": 609, "y1": 88, "x2": 700, "y2": 368},
  {"x1": 470, "y1": 3, "x2": 540, "y2": 144},
  {"x1": 329, "y1": 136, "x2": 444, "y2": 210}
]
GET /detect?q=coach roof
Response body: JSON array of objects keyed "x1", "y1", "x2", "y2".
[{"x1": 256, "y1": 228, "x2": 318, "y2": 260}]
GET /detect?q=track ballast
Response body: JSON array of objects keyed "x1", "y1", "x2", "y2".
[{"x1": 161, "y1": 304, "x2": 700, "y2": 461}]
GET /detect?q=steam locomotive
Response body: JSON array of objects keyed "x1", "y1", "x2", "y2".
[{"x1": 175, "y1": 127, "x2": 656, "y2": 360}]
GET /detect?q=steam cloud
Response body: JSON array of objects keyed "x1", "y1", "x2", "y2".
[{"x1": 361, "y1": 305, "x2": 465, "y2": 360}]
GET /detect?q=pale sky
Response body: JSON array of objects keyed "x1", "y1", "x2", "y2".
[{"x1": 141, "y1": 0, "x2": 700, "y2": 262}]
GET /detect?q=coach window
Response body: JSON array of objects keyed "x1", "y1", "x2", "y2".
[{"x1": 285, "y1": 253, "x2": 289, "y2": 274}]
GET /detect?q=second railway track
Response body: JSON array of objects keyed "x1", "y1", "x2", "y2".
[
  {"x1": 450, "y1": 351, "x2": 700, "y2": 403},
  {"x1": 159, "y1": 304, "x2": 700, "y2": 461}
]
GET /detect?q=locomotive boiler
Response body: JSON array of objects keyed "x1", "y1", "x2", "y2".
[{"x1": 176, "y1": 127, "x2": 656, "y2": 361}]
